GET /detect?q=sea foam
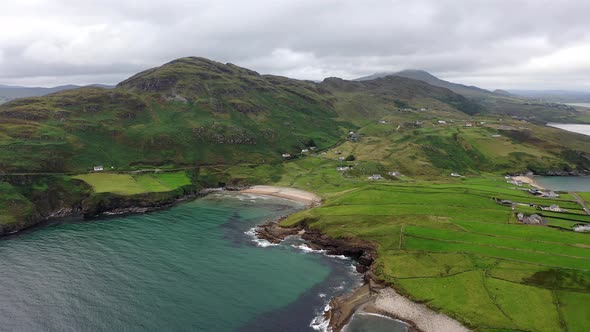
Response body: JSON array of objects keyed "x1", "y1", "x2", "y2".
[
  {"x1": 244, "y1": 227, "x2": 278, "y2": 247},
  {"x1": 310, "y1": 303, "x2": 332, "y2": 332}
]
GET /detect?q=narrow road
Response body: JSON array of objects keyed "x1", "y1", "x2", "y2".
[{"x1": 571, "y1": 192, "x2": 590, "y2": 215}]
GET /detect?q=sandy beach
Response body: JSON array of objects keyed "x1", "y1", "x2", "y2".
[
  {"x1": 365, "y1": 287, "x2": 470, "y2": 332},
  {"x1": 240, "y1": 185, "x2": 322, "y2": 206},
  {"x1": 512, "y1": 176, "x2": 546, "y2": 190}
]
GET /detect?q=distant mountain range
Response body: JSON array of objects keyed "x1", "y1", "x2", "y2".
[
  {"x1": 506, "y1": 90, "x2": 590, "y2": 103},
  {"x1": 0, "y1": 84, "x2": 114, "y2": 104},
  {"x1": 355, "y1": 70, "x2": 590, "y2": 104},
  {"x1": 355, "y1": 69, "x2": 498, "y2": 98}
]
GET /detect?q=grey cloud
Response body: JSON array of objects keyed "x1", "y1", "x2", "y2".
[{"x1": 0, "y1": 0, "x2": 589, "y2": 90}]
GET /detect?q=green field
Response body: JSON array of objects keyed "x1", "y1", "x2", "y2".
[
  {"x1": 1, "y1": 56, "x2": 589, "y2": 331},
  {"x1": 74, "y1": 171, "x2": 191, "y2": 195},
  {"x1": 273, "y1": 172, "x2": 590, "y2": 331}
]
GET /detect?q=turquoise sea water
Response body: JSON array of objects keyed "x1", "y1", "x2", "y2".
[
  {"x1": 535, "y1": 176, "x2": 590, "y2": 192},
  {"x1": 547, "y1": 123, "x2": 590, "y2": 136},
  {"x1": 0, "y1": 192, "x2": 367, "y2": 331}
]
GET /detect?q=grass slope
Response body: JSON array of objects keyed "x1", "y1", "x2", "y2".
[
  {"x1": 221, "y1": 133, "x2": 589, "y2": 331},
  {"x1": 0, "y1": 56, "x2": 589, "y2": 331},
  {"x1": 274, "y1": 173, "x2": 589, "y2": 331},
  {"x1": 73, "y1": 171, "x2": 191, "y2": 195}
]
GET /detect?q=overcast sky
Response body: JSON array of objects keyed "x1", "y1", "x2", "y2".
[{"x1": 1, "y1": 0, "x2": 589, "y2": 90}]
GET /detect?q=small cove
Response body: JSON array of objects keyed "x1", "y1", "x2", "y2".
[
  {"x1": 534, "y1": 176, "x2": 590, "y2": 192},
  {"x1": 547, "y1": 123, "x2": 590, "y2": 136},
  {"x1": 0, "y1": 191, "x2": 366, "y2": 331}
]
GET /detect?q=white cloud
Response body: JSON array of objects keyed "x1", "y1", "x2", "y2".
[
  {"x1": 0, "y1": 0, "x2": 589, "y2": 90},
  {"x1": 525, "y1": 44, "x2": 590, "y2": 73}
]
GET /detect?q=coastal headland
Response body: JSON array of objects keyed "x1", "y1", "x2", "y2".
[{"x1": 253, "y1": 201, "x2": 470, "y2": 332}]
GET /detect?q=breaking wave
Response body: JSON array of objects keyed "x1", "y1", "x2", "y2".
[
  {"x1": 244, "y1": 227, "x2": 278, "y2": 247},
  {"x1": 310, "y1": 303, "x2": 332, "y2": 332}
]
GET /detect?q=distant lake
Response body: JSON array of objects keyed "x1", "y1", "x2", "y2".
[
  {"x1": 547, "y1": 123, "x2": 590, "y2": 136},
  {"x1": 566, "y1": 103, "x2": 590, "y2": 108},
  {"x1": 535, "y1": 176, "x2": 590, "y2": 192}
]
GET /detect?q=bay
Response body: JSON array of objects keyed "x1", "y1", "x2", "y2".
[
  {"x1": 547, "y1": 123, "x2": 590, "y2": 136},
  {"x1": 0, "y1": 192, "x2": 362, "y2": 331},
  {"x1": 535, "y1": 176, "x2": 590, "y2": 192}
]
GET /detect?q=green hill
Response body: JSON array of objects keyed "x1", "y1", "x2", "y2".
[
  {"x1": 0, "y1": 84, "x2": 114, "y2": 105},
  {"x1": 1, "y1": 56, "x2": 590, "y2": 331},
  {"x1": 0, "y1": 57, "x2": 503, "y2": 173},
  {"x1": 0, "y1": 56, "x2": 589, "y2": 233},
  {"x1": 0, "y1": 58, "x2": 347, "y2": 173},
  {"x1": 355, "y1": 70, "x2": 590, "y2": 124},
  {"x1": 356, "y1": 69, "x2": 497, "y2": 98}
]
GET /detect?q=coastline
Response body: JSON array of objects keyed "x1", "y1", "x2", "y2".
[
  {"x1": 0, "y1": 186, "x2": 222, "y2": 237},
  {"x1": 361, "y1": 288, "x2": 470, "y2": 332},
  {"x1": 240, "y1": 185, "x2": 322, "y2": 207},
  {"x1": 2, "y1": 183, "x2": 470, "y2": 331},
  {"x1": 253, "y1": 203, "x2": 470, "y2": 332},
  {"x1": 512, "y1": 175, "x2": 546, "y2": 190},
  {"x1": 1, "y1": 184, "x2": 317, "y2": 238}
]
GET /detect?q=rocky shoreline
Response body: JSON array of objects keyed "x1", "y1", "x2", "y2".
[
  {"x1": 255, "y1": 220, "x2": 380, "y2": 331},
  {"x1": 255, "y1": 220, "x2": 469, "y2": 332},
  {"x1": 0, "y1": 186, "x2": 227, "y2": 237}
]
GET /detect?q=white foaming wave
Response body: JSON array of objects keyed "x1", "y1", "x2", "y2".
[
  {"x1": 310, "y1": 303, "x2": 332, "y2": 332},
  {"x1": 331, "y1": 254, "x2": 349, "y2": 260},
  {"x1": 291, "y1": 243, "x2": 350, "y2": 260},
  {"x1": 244, "y1": 227, "x2": 278, "y2": 247},
  {"x1": 291, "y1": 243, "x2": 325, "y2": 254},
  {"x1": 319, "y1": 293, "x2": 327, "y2": 298},
  {"x1": 333, "y1": 282, "x2": 345, "y2": 291},
  {"x1": 230, "y1": 193, "x2": 271, "y2": 201},
  {"x1": 237, "y1": 193, "x2": 274, "y2": 201}
]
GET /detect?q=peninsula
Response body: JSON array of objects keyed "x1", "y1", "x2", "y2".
[{"x1": 1, "y1": 57, "x2": 589, "y2": 332}]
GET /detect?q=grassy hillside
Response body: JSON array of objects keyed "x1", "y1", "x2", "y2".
[
  {"x1": 0, "y1": 56, "x2": 589, "y2": 331},
  {"x1": 355, "y1": 70, "x2": 590, "y2": 124},
  {"x1": 0, "y1": 84, "x2": 88, "y2": 105},
  {"x1": 277, "y1": 177, "x2": 590, "y2": 332},
  {"x1": 211, "y1": 121, "x2": 590, "y2": 331},
  {"x1": 222, "y1": 152, "x2": 590, "y2": 331},
  {"x1": 357, "y1": 69, "x2": 496, "y2": 98},
  {"x1": 0, "y1": 57, "x2": 510, "y2": 174},
  {"x1": 0, "y1": 59, "x2": 350, "y2": 173},
  {"x1": 0, "y1": 56, "x2": 588, "y2": 228}
]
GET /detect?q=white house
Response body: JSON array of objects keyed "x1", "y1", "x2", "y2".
[
  {"x1": 368, "y1": 174, "x2": 382, "y2": 180},
  {"x1": 301, "y1": 149, "x2": 309, "y2": 153},
  {"x1": 450, "y1": 172, "x2": 462, "y2": 177},
  {"x1": 437, "y1": 120, "x2": 447, "y2": 124},
  {"x1": 282, "y1": 153, "x2": 291, "y2": 158},
  {"x1": 93, "y1": 166, "x2": 104, "y2": 172}
]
